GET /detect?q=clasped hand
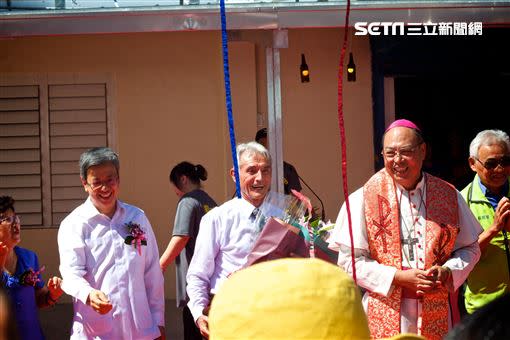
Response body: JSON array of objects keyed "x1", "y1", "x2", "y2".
[
  {"x1": 394, "y1": 266, "x2": 451, "y2": 297},
  {"x1": 494, "y1": 197, "x2": 510, "y2": 233}
]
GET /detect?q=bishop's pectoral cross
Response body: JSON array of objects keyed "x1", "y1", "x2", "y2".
[{"x1": 401, "y1": 235, "x2": 419, "y2": 261}]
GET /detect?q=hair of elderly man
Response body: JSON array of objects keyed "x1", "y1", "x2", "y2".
[
  {"x1": 79, "y1": 147, "x2": 120, "y2": 179},
  {"x1": 469, "y1": 129, "x2": 510, "y2": 158},
  {"x1": 236, "y1": 141, "x2": 272, "y2": 167}
]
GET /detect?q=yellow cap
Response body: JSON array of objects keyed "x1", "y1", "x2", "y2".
[{"x1": 209, "y1": 258, "x2": 370, "y2": 340}]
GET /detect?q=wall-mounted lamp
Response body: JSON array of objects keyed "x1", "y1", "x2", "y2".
[
  {"x1": 300, "y1": 54, "x2": 310, "y2": 83},
  {"x1": 347, "y1": 52, "x2": 356, "y2": 82}
]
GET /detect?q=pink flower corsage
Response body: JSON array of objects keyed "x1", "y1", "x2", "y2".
[
  {"x1": 20, "y1": 265, "x2": 45, "y2": 286},
  {"x1": 124, "y1": 222, "x2": 147, "y2": 256}
]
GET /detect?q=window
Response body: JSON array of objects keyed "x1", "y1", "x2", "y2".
[
  {"x1": 0, "y1": 85, "x2": 42, "y2": 226},
  {"x1": 0, "y1": 75, "x2": 115, "y2": 228}
]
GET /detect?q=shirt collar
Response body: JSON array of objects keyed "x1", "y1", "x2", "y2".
[
  {"x1": 235, "y1": 196, "x2": 259, "y2": 220},
  {"x1": 477, "y1": 176, "x2": 489, "y2": 196},
  {"x1": 477, "y1": 176, "x2": 510, "y2": 210},
  {"x1": 82, "y1": 197, "x2": 124, "y2": 220},
  {"x1": 477, "y1": 176, "x2": 510, "y2": 196}
]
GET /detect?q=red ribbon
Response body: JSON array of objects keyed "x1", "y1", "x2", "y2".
[
  {"x1": 133, "y1": 234, "x2": 147, "y2": 256},
  {"x1": 337, "y1": 0, "x2": 356, "y2": 283}
]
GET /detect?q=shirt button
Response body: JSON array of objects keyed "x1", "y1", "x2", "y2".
[
  {"x1": 412, "y1": 204, "x2": 416, "y2": 208},
  {"x1": 419, "y1": 258, "x2": 423, "y2": 262},
  {"x1": 418, "y1": 244, "x2": 422, "y2": 249}
]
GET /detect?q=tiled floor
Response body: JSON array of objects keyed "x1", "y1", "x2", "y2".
[{"x1": 38, "y1": 299, "x2": 184, "y2": 339}]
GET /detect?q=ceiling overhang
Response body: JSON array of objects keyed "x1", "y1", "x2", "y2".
[{"x1": 1, "y1": 1, "x2": 509, "y2": 37}]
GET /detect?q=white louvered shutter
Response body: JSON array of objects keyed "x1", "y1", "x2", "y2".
[
  {"x1": 49, "y1": 84, "x2": 108, "y2": 225},
  {"x1": 0, "y1": 85, "x2": 43, "y2": 226}
]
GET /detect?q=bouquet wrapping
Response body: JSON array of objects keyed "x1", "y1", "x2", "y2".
[
  {"x1": 244, "y1": 191, "x2": 339, "y2": 267},
  {"x1": 244, "y1": 217, "x2": 310, "y2": 267},
  {"x1": 313, "y1": 233, "x2": 339, "y2": 265}
]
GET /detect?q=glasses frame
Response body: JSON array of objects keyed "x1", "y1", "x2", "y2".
[
  {"x1": 0, "y1": 214, "x2": 20, "y2": 226},
  {"x1": 86, "y1": 177, "x2": 119, "y2": 191},
  {"x1": 381, "y1": 142, "x2": 423, "y2": 160},
  {"x1": 474, "y1": 156, "x2": 510, "y2": 170}
]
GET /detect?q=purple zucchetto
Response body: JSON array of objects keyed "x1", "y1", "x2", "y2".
[{"x1": 385, "y1": 119, "x2": 421, "y2": 133}]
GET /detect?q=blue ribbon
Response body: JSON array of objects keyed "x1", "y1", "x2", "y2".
[{"x1": 220, "y1": 0, "x2": 241, "y2": 198}]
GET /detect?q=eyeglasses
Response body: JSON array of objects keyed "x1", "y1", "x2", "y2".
[
  {"x1": 0, "y1": 215, "x2": 20, "y2": 226},
  {"x1": 86, "y1": 177, "x2": 118, "y2": 190},
  {"x1": 475, "y1": 156, "x2": 510, "y2": 170},
  {"x1": 382, "y1": 143, "x2": 422, "y2": 160}
]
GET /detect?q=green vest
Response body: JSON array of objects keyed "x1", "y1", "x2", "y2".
[{"x1": 461, "y1": 175, "x2": 510, "y2": 314}]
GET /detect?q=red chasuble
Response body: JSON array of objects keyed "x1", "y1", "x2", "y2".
[{"x1": 363, "y1": 169, "x2": 459, "y2": 340}]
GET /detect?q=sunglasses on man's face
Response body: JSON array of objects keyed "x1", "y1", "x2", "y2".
[{"x1": 475, "y1": 156, "x2": 510, "y2": 170}]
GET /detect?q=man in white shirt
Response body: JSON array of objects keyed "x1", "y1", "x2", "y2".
[
  {"x1": 187, "y1": 141, "x2": 272, "y2": 339},
  {"x1": 58, "y1": 147, "x2": 165, "y2": 340},
  {"x1": 329, "y1": 119, "x2": 482, "y2": 340}
]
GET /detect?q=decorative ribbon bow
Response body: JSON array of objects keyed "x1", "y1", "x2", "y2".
[
  {"x1": 124, "y1": 222, "x2": 147, "y2": 256},
  {"x1": 21, "y1": 265, "x2": 45, "y2": 287}
]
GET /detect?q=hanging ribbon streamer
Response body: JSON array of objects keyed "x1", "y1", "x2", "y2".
[
  {"x1": 337, "y1": 0, "x2": 356, "y2": 283},
  {"x1": 220, "y1": 0, "x2": 241, "y2": 198}
]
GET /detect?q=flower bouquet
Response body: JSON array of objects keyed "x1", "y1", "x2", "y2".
[
  {"x1": 244, "y1": 189, "x2": 338, "y2": 267},
  {"x1": 291, "y1": 189, "x2": 338, "y2": 264},
  {"x1": 244, "y1": 191, "x2": 310, "y2": 267},
  {"x1": 303, "y1": 217, "x2": 338, "y2": 264}
]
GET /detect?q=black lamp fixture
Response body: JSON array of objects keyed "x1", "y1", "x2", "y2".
[
  {"x1": 300, "y1": 54, "x2": 310, "y2": 83},
  {"x1": 347, "y1": 52, "x2": 356, "y2": 82}
]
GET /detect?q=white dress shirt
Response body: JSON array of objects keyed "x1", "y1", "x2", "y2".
[
  {"x1": 58, "y1": 198, "x2": 165, "y2": 340},
  {"x1": 186, "y1": 197, "x2": 261, "y2": 321},
  {"x1": 329, "y1": 174, "x2": 482, "y2": 334}
]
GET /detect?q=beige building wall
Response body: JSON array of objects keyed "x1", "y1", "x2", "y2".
[
  {"x1": 258, "y1": 28, "x2": 374, "y2": 221},
  {"x1": 0, "y1": 28, "x2": 373, "y2": 301}
]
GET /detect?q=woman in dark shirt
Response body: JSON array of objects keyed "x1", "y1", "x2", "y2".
[{"x1": 160, "y1": 162, "x2": 217, "y2": 340}]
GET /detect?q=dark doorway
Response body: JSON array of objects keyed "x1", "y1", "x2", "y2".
[
  {"x1": 394, "y1": 75, "x2": 510, "y2": 189},
  {"x1": 371, "y1": 28, "x2": 510, "y2": 190}
]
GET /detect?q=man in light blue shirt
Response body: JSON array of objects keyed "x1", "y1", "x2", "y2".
[{"x1": 187, "y1": 142, "x2": 272, "y2": 338}]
